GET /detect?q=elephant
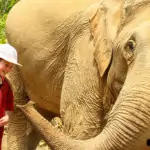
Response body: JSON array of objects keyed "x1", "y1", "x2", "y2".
[
  {"x1": 6, "y1": 0, "x2": 148, "y2": 149},
  {"x1": 12, "y1": 0, "x2": 150, "y2": 150},
  {"x1": 5, "y1": 0, "x2": 118, "y2": 149}
]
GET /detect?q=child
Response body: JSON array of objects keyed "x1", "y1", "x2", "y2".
[{"x1": 0, "y1": 43, "x2": 22, "y2": 150}]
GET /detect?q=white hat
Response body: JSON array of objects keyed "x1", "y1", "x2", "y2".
[{"x1": 0, "y1": 44, "x2": 22, "y2": 66}]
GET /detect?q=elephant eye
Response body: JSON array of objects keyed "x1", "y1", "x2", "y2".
[
  {"x1": 123, "y1": 39, "x2": 136, "y2": 65},
  {"x1": 126, "y1": 40, "x2": 136, "y2": 52}
]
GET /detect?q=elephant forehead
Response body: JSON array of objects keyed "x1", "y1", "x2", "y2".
[{"x1": 135, "y1": 22, "x2": 150, "y2": 38}]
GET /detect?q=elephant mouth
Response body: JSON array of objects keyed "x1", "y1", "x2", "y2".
[{"x1": 110, "y1": 79, "x2": 124, "y2": 102}]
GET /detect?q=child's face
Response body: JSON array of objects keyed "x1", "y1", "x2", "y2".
[{"x1": 0, "y1": 59, "x2": 13, "y2": 77}]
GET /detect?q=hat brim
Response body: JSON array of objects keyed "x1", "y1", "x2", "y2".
[
  {"x1": 11, "y1": 62, "x2": 23, "y2": 67},
  {"x1": 5, "y1": 59, "x2": 23, "y2": 66},
  {"x1": 0, "y1": 56, "x2": 22, "y2": 67}
]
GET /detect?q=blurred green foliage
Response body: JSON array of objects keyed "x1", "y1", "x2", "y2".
[{"x1": 0, "y1": 0, "x2": 19, "y2": 43}]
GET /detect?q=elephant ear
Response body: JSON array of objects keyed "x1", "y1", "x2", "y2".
[
  {"x1": 89, "y1": 0, "x2": 125, "y2": 77},
  {"x1": 94, "y1": 37, "x2": 113, "y2": 78},
  {"x1": 89, "y1": 7, "x2": 112, "y2": 77},
  {"x1": 89, "y1": 9, "x2": 99, "y2": 38}
]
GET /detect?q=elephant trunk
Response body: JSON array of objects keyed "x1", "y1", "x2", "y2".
[
  {"x1": 89, "y1": 76, "x2": 150, "y2": 149},
  {"x1": 88, "y1": 51, "x2": 150, "y2": 149},
  {"x1": 18, "y1": 101, "x2": 84, "y2": 150},
  {"x1": 19, "y1": 52, "x2": 150, "y2": 150}
]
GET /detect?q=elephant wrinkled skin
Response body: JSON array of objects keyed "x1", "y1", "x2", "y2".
[
  {"x1": 5, "y1": 0, "x2": 117, "y2": 149},
  {"x1": 6, "y1": 0, "x2": 150, "y2": 150}
]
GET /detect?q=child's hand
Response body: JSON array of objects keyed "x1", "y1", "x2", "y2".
[{"x1": 0, "y1": 115, "x2": 9, "y2": 127}]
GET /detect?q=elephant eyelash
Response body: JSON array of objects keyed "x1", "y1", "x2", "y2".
[{"x1": 123, "y1": 46, "x2": 134, "y2": 66}]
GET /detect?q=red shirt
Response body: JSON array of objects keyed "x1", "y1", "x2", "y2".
[{"x1": 0, "y1": 77, "x2": 14, "y2": 118}]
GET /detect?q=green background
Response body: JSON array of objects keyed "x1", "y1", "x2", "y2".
[{"x1": 0, "y1": 0, "x2": 19, "y2": 44}]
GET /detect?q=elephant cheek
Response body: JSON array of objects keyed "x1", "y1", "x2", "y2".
[{"x1": 112, "y1": 80, "x2": 123, "y2": 97}]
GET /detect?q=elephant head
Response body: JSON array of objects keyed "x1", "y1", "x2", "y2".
[{"x1": 18, "y1": 1, "x2": 150, "y2": 150}]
